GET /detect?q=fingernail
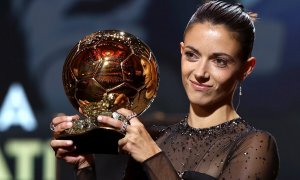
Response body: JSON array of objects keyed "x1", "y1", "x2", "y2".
[
  {"x1": 67, "y1": 116, "x2": 72, "y2": 121},
  {"x1": 66, "y1": 140, "x2": 73, "y2": 145},
  {"x1": 97, "y1": 116, "x2": 102, "y2": 122}
]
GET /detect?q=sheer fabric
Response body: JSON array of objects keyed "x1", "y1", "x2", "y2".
[
  {"x1": 125, "y1": 117, "x2": 279, "y2": 180},
  {"x1": 77, "y1": 117, "x2": 279, "y2": 180}
]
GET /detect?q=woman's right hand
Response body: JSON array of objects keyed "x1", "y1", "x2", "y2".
[{"x1": 50, "y1": 115, "x2": 95, "y2": 169}]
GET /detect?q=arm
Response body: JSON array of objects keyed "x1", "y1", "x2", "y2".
[
  {"x1": 142, "y1": 152, "x2": 181, "y2": 180},
  {"x1": 123, "y1": 152, "x2": 181, "y2": 180},
  {"x1": 99, "y1": 109, "x2": 182, "y2": 180},
  {"x1": 219, "y1": 130, "x2": 279, "y2": 180},
  {"x1": 125, "y1": 152, "x2": 216, "y2": 180}
]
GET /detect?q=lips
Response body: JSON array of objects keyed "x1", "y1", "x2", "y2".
[{"x1": 189, "y1": 80, "x2": 212, "y2": 91}]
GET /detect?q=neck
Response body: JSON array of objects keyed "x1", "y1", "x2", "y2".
[{"x1": 188, "y1": 103, "x2": 240, "y2": 128}]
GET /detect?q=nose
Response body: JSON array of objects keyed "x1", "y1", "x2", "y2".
[{"x1": 194, "y1": 60, "x2": 209, "y2": 81}]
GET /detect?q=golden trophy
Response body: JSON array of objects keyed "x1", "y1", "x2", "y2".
[{"x1": 56, "y1": 30, "x2": 159, "y2": 154}]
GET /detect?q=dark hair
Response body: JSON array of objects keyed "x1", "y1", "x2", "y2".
[{"x1": 184, "y1": 0, "x2": 257, "y2": 62}]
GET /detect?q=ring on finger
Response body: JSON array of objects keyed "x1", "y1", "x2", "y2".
[
  {"x1": 112, "y1": 111, "x2": 126, "y2": 121},
  {"x1": 50, "y1": 122, "x2": 56, "y2": 131},
  {"x1": 119, "y1": 120, "x2": 129, "y2": 134},
  {"x1": 126, "y1": 112, "x2": 137, "y2": 121}
]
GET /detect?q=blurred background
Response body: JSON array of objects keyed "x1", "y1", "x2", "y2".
[{"x1": 0, "y1": 0, "x2": 299, "y2": 179}]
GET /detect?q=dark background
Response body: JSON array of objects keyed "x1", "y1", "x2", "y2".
[{"x1": 0, "y1": 0, "x2": 299, "y2": 179}]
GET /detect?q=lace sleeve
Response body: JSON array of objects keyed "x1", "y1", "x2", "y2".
[
  {"x1": 219, "y1": 130, "x2": 279, "y2": 179},
  {"x1": 123, "y1": 152, "x2": 181, "y2": 180},
  {"x1": 142, "y1": 151, "x2": 181, "y2": 180}
]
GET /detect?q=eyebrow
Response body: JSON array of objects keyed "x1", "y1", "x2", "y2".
[{"x1": 185, "y1": 46, "x2": 200, "y2": 55}]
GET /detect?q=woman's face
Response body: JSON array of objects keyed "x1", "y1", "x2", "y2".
[{"x1": 181, "y1": 22, "x2": 249, "y2": 107}]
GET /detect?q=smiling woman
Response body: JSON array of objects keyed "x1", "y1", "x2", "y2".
[
  {"x1": 180, "y1": 22, "x2": 254, "y2": 126},
  {"x1": 50, "y1": 1, "x2": 279, "y2": 180}
]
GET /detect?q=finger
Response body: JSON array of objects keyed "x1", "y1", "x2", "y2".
[
  {"x1": 52, "y1": 115, "x2": 80, "y2": 133},
  {"x1": 52, "y1": 116, "x2": 71, "y2": 126},
  {"x1": 97, "y1": 115, "x2": 123, "y2": 129},
  {"x1": 55, "y1": 121, "x2": 73, "y2": 133},
  {"x1": 118, "y1": 136, "x2": 127, "y2": 147},
  {"x1": 125, "y1": 124, "x2": 146, "y2": 136},
  {"x1": 52, "y1": 115, "x2": 79, "y2": 126},
  {"x1": 118, "y1": 140, "x2": 129, "y2": 153},
  {"x1": 127, "y1": 117, "x2": 142, "y2": 126},
  {"x1": 56, "y1": 147, "x2": 76, "y2": 158},
  {"x1": 50, "y1": 139, "x2": 73, "y2": 149},
  {"x1": 117, "y1": 108, "x2": 141, "y2": 125}
]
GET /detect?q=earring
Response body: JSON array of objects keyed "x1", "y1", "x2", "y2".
[{"x1": 235, "y1": 84, "x2": 242, "y2": 111}]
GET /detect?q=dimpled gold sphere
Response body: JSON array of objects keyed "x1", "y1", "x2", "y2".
[
  {"x1": 59, "y1": 30, "x2": 159, "y2": 153},
  {"x1": 63, "y1": 29, "x2": 159, "y2": 119}
]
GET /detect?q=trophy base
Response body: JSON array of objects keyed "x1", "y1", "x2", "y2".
[
  {"x1": 56, "y1": 117, "x2": 125, "y2": 154},
  {"x1": 58, "y1": 127, "x2": 124, "y2": 154}
]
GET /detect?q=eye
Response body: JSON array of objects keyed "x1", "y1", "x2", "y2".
[
  {"x1": 184, "y1": 51, "x2": 198, "y2": 61},
  {"x1": 214, "y1": 58, "x2": 228, "y2": 68}
]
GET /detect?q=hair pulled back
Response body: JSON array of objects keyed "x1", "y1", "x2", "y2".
[{"x1": 184, "y1": 0, "x2": 257, "y2": 62}]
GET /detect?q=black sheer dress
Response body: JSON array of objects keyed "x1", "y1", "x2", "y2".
[{"x1": 76, "y1": 117, "x2": 279, "y2": 180}]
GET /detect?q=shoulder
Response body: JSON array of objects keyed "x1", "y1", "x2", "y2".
[
  {"x1": 233, "y1": 119, "x2": 278, "y2": 150},
  {"x1": 224, "y1": 129, "x2": 280, "y2": 179},
  {"x1": 234, "y1": 129, "x2": 279, "y2": 160},
  {"x1": 240, "y1": 129, "x2": 278, "y2": 148},
  {"x1": 228, "y1": 128, "x2": 280, "y2": 164}
]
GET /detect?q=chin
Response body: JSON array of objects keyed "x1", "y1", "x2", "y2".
[{"x1": 188, "y1": 96, "x2": 212, "y2": 107}]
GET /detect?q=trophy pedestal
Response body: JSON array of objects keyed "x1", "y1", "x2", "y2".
[
  {"x1": 56, "y1": 117, "x2": 124, "y2": 154},
  {"x1": 58, "y1": 128, "x2": 124, "y2": 154}
]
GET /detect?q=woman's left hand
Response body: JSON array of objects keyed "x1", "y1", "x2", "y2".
[{"x1": 97, "y1": 108, "x2": 161, "y2": 163}]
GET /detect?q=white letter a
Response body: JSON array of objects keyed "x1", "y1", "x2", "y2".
[{"x1": 0, "y1": 83, "x2": 37, "y2": 132}]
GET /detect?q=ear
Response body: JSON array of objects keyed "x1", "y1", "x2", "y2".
[
  {"x1": 180, "y1": 42, "x2": 184, "y2": 55},
  {"x1": 241, "y1": 56, "x2": 256, "y2": 81}
]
